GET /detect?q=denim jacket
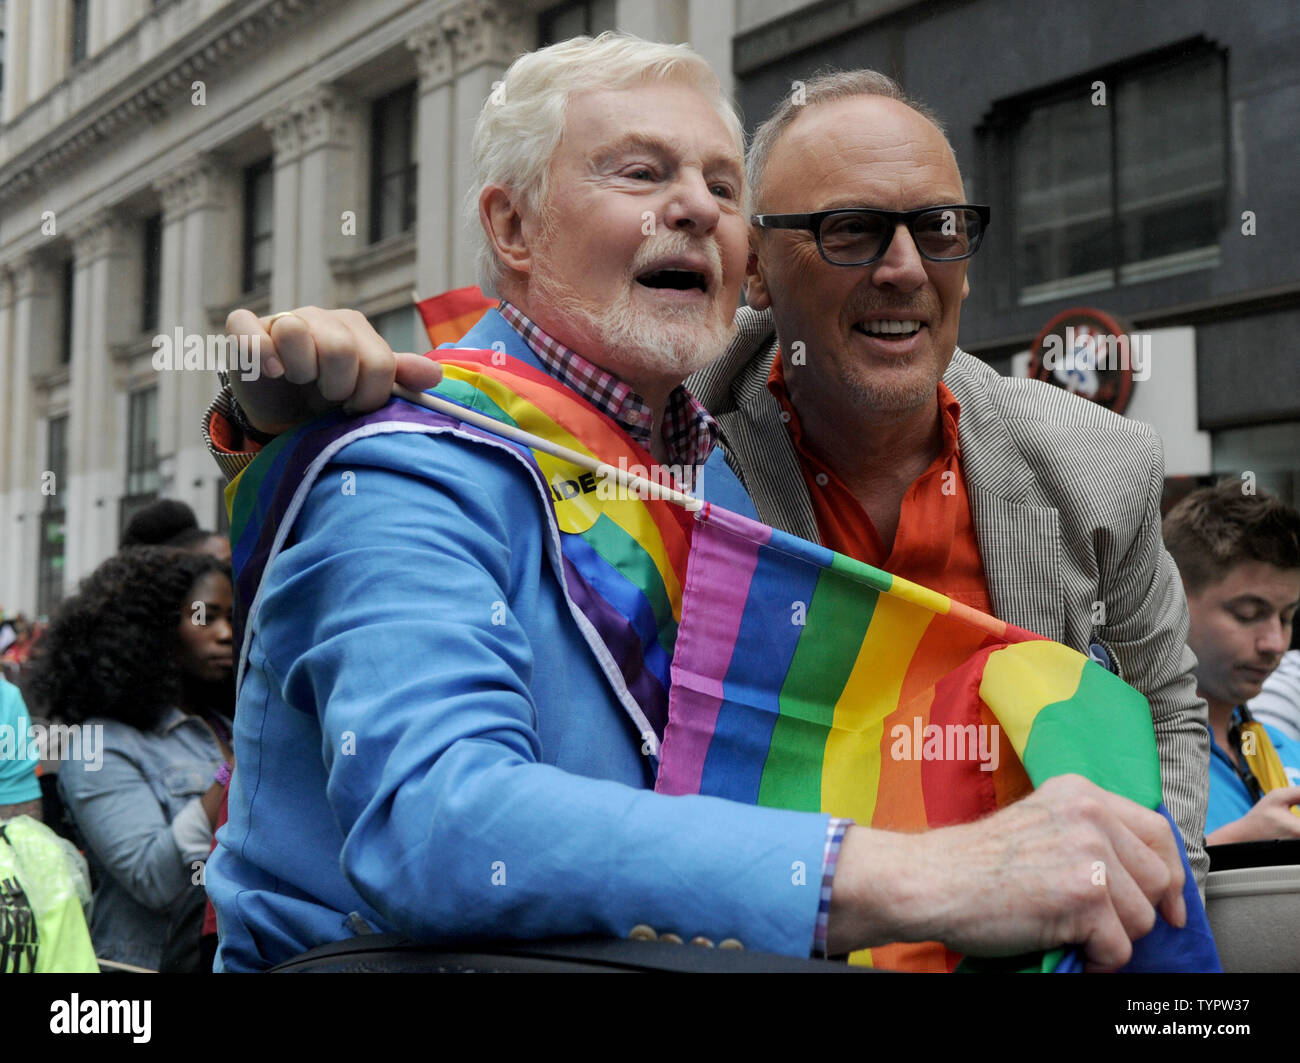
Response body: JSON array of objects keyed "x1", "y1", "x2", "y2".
[{"x1": 57, "y1": 708, "x2": 228, "y2": 971}]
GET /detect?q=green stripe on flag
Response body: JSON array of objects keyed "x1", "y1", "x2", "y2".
[
  {"x1": 1022, "y1": 660, "x2": 1162, "y2": 808},
  {"x1": 431, "y1": 377, "x2": 518, "y2": 427},
  {"x1": 759, "y1": 571, "x2": 880, "y2": 811}
]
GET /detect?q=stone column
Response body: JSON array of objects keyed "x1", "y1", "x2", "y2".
[
  {"x1": 27, "y1": 0, "x2": 60, "y2": 101},
  {"x1": 2, "y1": 0, "x2": 30, "y2": 124},
  {"x1": 265, "y1": 106, "x2": 303, "y2": 309},
  {"x1": 2, "y1": 255, "x2": 58, "y2": 613},
  {"x1": 64, "y1": 213, "x2": 135, "y2": 583},
  {"x1": 155, "y1": 157, "x2": 239, "y2": 525},
  {"x1": 688, "y1": 0, "x2": 734, "y2": 96},
  {"x1": 0, "y1": 269, "x2": 14, "y2": 607},
  {"x1": 616, "y1": 0, "x2": 687, "y2": 42},
  {"x1": 293, "y1": 86, "x2": 360, "y2": 306},
  {"x1": 87, "y1": 0, "x2": 108, "y2": 57},
  {"x1": 407, "y1": 21, "x2": 456, "y2": 297},
  {"x1": 444, "y1": 0, "x2": 533, "y2": 287}
]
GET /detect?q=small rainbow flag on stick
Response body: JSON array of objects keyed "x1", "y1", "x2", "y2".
[
  {"x1": 656, "y1": 503, "x2": 1220, "y2": 972},
  {"x1": 414, "y1": 285, "x2": 496, "y2": 348}
]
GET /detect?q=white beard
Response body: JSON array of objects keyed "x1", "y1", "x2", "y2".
[{"x1": 529, "y1": 234, "x2": 736, "y2": 383}]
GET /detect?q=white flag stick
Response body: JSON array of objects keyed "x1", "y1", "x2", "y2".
[{"x1": 391, "y1": 384, "x2": 704, "y2": 512}]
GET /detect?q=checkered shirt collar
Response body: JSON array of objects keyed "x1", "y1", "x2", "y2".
[{"x1": 497, "y1": 301, "x2": 717, "y2": 469}]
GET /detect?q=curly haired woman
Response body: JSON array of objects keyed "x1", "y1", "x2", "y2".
[{"x1": 28, "y1": 547, "x2": 234, "y2": 972}]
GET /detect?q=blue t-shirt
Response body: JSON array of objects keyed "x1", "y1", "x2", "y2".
[
  {"x1": 0, "y1": 677, "x2": 42, "y2": 806},
  {"x1": 1206, "y1": 708, "x2": 1300, "y2": 835}
]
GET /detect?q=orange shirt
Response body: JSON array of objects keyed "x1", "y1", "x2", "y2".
[
  {"x1": 768, "y1": 354, "x2": 1032, "y2": 973},
  {"x1": 767, "y1": 355, "x2": 992, "y2": 614}
]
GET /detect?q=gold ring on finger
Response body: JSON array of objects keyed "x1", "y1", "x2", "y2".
[{"x1": 265, "y1": 311, "x2": 301, "y2": 329}]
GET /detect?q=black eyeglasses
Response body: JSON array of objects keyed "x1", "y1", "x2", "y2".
[{"x1": 751, "y1": 204, "x2": 990, "y2": 266}]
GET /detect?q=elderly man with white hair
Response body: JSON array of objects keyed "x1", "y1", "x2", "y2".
[{"x1": 207, "y1": 34, "x2": 1186, "y2": 972}]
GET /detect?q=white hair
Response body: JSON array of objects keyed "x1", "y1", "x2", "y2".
[{"x1": 470, "y1": 32, "x2": 744, "y2": 292}]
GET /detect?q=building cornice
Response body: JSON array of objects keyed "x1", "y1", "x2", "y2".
[
  {"x1": 69, "y1": 210, "x2": 135, "y2": 264},
  {"x1": 0, "y1": 0, "x2": 341, "y2": 205},
  {"x1": 442, "y1": 0, "x2": 532, "y2": 71},
  {"x1": 12, "y1": 255, "x2": 56, "y2": 300},
  {"x1": 329, "y1": 229, "x2": 417, "y2": 280},
  {"x1": 154, "y1": 155, "x2": 230, "y2": 221}
]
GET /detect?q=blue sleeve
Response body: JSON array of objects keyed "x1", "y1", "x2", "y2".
[
  {"x1": 258, "y1": 431, "x2": 828, "y2": 955},
  {"x1": 0, "y1": 679, "x2": 41, "y2": 806}
]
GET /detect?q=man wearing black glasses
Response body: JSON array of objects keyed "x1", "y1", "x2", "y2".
[{"x1": 688, "y1": 71, "x2": 1208, "y2": 890}]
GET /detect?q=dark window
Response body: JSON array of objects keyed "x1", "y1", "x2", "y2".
[
  {"x1": 370, "y1": 84, "x2": 417, "y2": 243},
  {"x1": 44, "y1": 415, "x2": 67, "y2": 515},
  {"x1": 993, "y1": 47, "x2": 1226, "y2": 304},
  {"x1": 120, "y1": 388, "x2": 160, "y2": 537},
  {"x1": 59, "y1": 259, "x2": 74, "y2": 365},
  {"x1": 70, "y1": 0, "x2": 89, "y2": 65},
  {"x1": 141, "y1": 213, "x2": 163, "y2": 333},
  {"x1": 37, "y1": 416, "x2": 68, "y2": 619},
  {"x1": 243, "y1": 158, "x2": 273, "y2": 293},
  {"x1": 539, "y1": 0, "x2": 616, "y2": 46}
]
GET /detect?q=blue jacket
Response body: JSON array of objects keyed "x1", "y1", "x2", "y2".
[
  {"x1": 207, "y1": 312, "x2": 829, "y2": 971},
  {"x1": 58, "y1": 708, "x2": 225, "y2": 970}
]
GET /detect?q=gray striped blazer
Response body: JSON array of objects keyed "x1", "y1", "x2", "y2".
[{"x1": 688, "y1": 305, "x2": 1211, "y2": 886}]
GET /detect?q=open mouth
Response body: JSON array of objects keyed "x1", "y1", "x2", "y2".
[
  {"x1": 636, "y1": 268, "x2": 709, "y2": 294},
  {"x1": 855, "y1": 319, "x2": 923, "y2": 338}
]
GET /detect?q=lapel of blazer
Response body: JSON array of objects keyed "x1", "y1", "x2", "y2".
[
  {"x1": 689, "y1": 307, "x2": 821, "y2": 541},
  {"x1": 944, "y1": 350, "x2": 1065, "y2": 642}
]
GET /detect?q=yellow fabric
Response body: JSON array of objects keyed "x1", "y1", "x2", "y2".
[{"x1": 1240, "y1": 721, "x2": 1300, "y2": 816}]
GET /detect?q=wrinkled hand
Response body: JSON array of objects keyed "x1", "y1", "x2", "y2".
[
  {"x1": 223, "y1": 307, "x2": 444, "y2": 436},
  {"x1": 1207, "y1": 783, "x2": 1300, "y2": 846},
  {"x1": 828, "y1": 774, "x2": 1186, "y2": 971}
]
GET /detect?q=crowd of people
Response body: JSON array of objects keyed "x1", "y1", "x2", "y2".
[
  {"x1": 3, "y1": 32, "x2": 1299, "y2": 974},
  {"x1": 1, "y1": 500, "x2": 233, "y2": 972}
]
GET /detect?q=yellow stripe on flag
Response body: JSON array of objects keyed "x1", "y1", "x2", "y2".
[
  {"x1": 441, "y1": 363, "x2": 685, "y2": 617},
  {"x1": 978, "y1": 641, "x2": 1085, "y2": 759},
  {"x1": 822, "y1": 593, "x2": 935, "y2": 825}
]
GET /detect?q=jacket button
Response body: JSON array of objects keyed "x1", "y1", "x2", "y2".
[
  {"x1": 718, "y1": 938, "x2": 744, "y2": 950},
  {"x1": 628, "y1": 924, "x2": 657, "y2": 942},
  {"x1": 659, "y1": 933, "x2": 683, "y2": 944},
  {"x1": 689, "y1": 936, "x2": 715, "y2": 948}
]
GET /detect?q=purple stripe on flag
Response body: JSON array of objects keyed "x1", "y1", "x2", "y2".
[
  {"x1": 657, "y1": 507, "x2": 768, "y2": 795},
  {"x1": 562, "y1": 556, "x2": 670, "y2": 741}
]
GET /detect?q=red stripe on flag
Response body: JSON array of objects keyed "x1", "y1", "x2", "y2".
[{"x1": 416, "y1": 285, "x2": 496, "y2": 347}]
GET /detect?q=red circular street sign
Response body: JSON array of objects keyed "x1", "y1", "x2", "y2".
[{"x1": 1027, "y1": 306, "x2": 1137, "y2": 415}]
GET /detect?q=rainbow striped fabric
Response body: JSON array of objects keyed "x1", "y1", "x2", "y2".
[
  {"x1": 415, "y1": 286, "x2": 496, "y2": 348},
  {"x1": 226, "y1": 351, "x2": 693, "y2": 743},
  {"x1": 657, "y1": 503, "x2": 1220, "y2": 972}
]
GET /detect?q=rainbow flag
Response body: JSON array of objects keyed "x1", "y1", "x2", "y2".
[
  {"x1": 225, "y1": 351, "x2": 694, "y2": 744},
  {"x1": 656, "y1": 503, "x2": 1220, "y2": 973},
  {"x1": 415, "y1": 286, "x2": 496, "y2": 348}
]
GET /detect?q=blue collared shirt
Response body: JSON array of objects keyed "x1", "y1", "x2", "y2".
[{"x1": 1206, "y1": 707, "x2": 1300, "y2": 835}]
